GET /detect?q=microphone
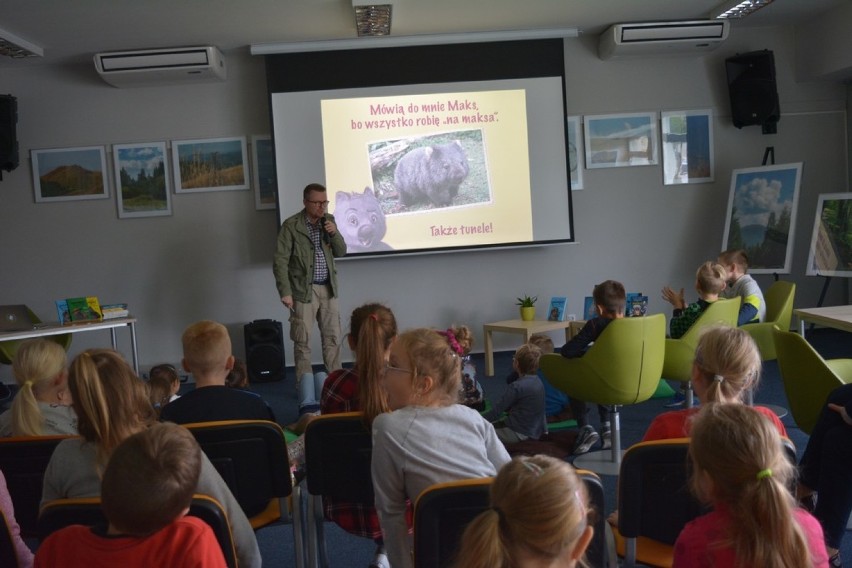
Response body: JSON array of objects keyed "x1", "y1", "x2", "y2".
[{"x1": 320, "y1": 214, "x2": 330, "y2": 244}]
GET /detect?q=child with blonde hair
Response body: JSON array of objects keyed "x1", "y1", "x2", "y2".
[
  {"x1": 643, "y1": 325, "x2": 785, "y2": 441},
  {"x1": 453, "y1": 455, "x2": 593, "y2": 568},
  {"x1": 0, "y1": 338, "x2": 76, "y2": 437},
  {"x1": 160, "y1": 320, "x2": 274, "y2": 424},
  {"x1": 662, "y1": 261, "x2": 728, "y2": 339},
  {"x1": 718, "y1": 249, "x2": 766, "y2": 325},
  {"x1": 484, "y1": 343, "x2": 547, "y2": 443},
  {"x1": 373, "y1": 328, "x2": 511, "y2": 568},
  {"x1": 674, "y1": 403, "x2": 828, "y2": 567}
]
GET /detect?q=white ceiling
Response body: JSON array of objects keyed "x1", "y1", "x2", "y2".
[{"x1": 0, "y1": 0, "x2": 845, "y2": 69}]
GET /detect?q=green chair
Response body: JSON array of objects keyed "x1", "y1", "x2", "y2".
[
  {"x1": 539, "y1": 314, "x2": 666, "y2": 475},
  {"x1": 0, "y1": 307, "x2": 72, "y2": 366},
  {"x1": 745, "y1": 281, "x2": 796, "y2": 361},
  {"x1": 773, "y1": 328, "x2": 852, "y2": 434},
  {"x1": 661, "y1": 297, "x2": 740, "y2": 408}
]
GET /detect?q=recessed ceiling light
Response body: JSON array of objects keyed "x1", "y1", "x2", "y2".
[
  {"x1": 353, "y1": 4, "x2": 393, "y2": 37},
  {"x1": 711, "y1": 0, "x2": 775, "y2": 19},
  {"x1": 0, "y1": 25, "x2": 43, "y2": 58}
]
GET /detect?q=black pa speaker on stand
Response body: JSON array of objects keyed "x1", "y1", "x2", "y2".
[
  {"x1": 0, "y1": 94, "x2": 19, "y2": 178},
  {"x1": 244, "y1": 319, "x2": 285, "y2": 382},
  {"x1": 725, "y1": 50, "x2": 780, "y2": 134}
]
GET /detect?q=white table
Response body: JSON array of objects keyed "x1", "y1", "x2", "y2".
[
  {"x1": 794, "y1": 305, "x2": 852, "y2": 337},
  {"x1": 482, "y1": 319, "x2": 584, "y2": 376},
  {"x1": 0, "y1": 317, "x2": 139, "y2": 373}
]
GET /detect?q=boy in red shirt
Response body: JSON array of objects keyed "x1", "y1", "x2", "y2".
[{"x1": 35, "y1": 423, "x2": 226, "y2": 568}]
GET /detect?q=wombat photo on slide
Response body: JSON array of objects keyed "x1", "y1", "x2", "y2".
[{"x1": 367, "y1": 130, "x2": 492, "y2": 215}]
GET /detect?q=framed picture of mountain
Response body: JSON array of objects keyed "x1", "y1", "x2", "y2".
[
  {"x1": 31, "y1": 146, "x2": 109, "y2": 202},
  {"x1": 806, "y1": 192, "x2": 852, "y2": 277},
  {"x1": 171, "y1": 136, "x2": 249, "y2": 193},
  {"x1": 721, "y1": 162, "x2": 803, "y2": 274},
  {"x1": 113, "y1": 142, "x2": 171, "y2": 218}
]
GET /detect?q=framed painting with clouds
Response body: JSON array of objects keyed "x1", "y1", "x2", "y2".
[
  {"x1": 721, "y1": 162, "x2": 803, "y2": 274},
  {"x1": 113, "y1": 142, "x2": 171, "y2": 218}
]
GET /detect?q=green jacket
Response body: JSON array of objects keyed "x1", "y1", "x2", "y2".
[{"x1": 273, "y1": 210, "x2": 347, "y2": 303}]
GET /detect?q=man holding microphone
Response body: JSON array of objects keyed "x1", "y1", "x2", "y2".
[{"x1": 274, "y1": 183, "x2": 347, "y2": 410}]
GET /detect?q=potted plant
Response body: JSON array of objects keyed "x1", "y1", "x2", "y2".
[{"x1": 516, "y1": 294, "x2": 538, "y2": 321}]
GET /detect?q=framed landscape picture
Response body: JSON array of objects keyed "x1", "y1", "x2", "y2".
[
  {"x1": 584, "y1": 112, "x2": 658, "y2": 169},
  {"x1": 251, "y1": 135, "x2": 277, "y2": 210},
  {"x1": 566, "y1": 116, "x2": 583, "y2": 190},
  {"x1": 661, "y1": 109, "x2": 714, "y2": 186},
  {"x1": 806, "y1": 192, "x2": 852, "y2": 277},
  {"x1": 721, "y1": 162, "x2": 803, "y2": 274},
  {"x1": 171, "y1": 136, "x2": 249, "y2": 193},
  {"x1": 113, "y1": 142, "x2": 171, "y2": 218},
  {"x1": 31, "y1": 146, "x2": 109, "y2": 202}
]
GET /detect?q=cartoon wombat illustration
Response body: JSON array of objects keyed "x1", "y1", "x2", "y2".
[
  {"x1": 393, "y1": 140, "x2": 469, "y2": 208},
  {"x1": 334, "y1": 187, "x2": 393, "y2": 253}
]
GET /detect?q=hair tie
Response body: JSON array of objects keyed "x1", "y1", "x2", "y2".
[
  {"x1": 438, "y1": 329, "x2": 464, "y2": 356},
  {"x1": 23, "y1": 380, "x2": 34, "y2": 388},
  {"x1": 492, "y1": 506, "x2": 507, "y2": 526},
  {"x1": 368, "y1": 313, "x2": 378, "y2": 322},
  {"x1": 756, "y1": 468, "x2": 772, "y2": 480},
  {"x1": 713, "y1": 374, "x2": 724, "y2": 383}
]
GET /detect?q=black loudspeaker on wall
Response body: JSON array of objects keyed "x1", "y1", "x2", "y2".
[
  {"x1": 0, "y1": 94, "x2": 19, "y2": 175},
  {"x1": 725, "y1": 50, "x2": 780, "y2": 135},
  {"x1": 244, "y1": 319, "x2": 285, "y2": 382}
]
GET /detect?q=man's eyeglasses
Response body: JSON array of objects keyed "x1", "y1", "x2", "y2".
[{"x1": 306, "y1": 200, "x2": 330, "y2": 206}]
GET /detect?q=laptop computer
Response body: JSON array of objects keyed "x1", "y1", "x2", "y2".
[{"x1": 0, "y1": 304, "x2": 36, "y2": 332}]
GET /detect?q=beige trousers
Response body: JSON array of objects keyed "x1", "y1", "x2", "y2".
[{"x1": 289, "y1": 283, "x2": 341, "y2": 379}]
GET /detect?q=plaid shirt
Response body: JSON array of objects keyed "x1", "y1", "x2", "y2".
[
  {"x1": 319, "y1": 369, "x2": 412, "y2": 539},
  {"x1": 306, "y1": 217, "x2": 329, "y2": 284}
]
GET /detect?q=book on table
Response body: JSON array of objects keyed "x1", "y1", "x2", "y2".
[
  {"x1": 66, "y1": 297, "x2": 102, "y2": 322},
  {"x1": 548, "y1": 296, "x2": 567, "y2": 321},
  {"x1": 101, "y1": 303, "x2": 129, "y2": 319}
]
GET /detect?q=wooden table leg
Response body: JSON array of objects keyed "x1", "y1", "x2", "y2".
[{"x1": 484, "y1": 326, "x2": 495, "y2": 376}]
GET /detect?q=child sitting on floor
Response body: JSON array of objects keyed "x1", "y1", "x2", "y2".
[
  {"x1": 439, "y1": 325, "x2": 486, "y2": 411},
  {"x1": 485, "y1": 343, "x2": 547, "y2": 444},
  {"x1": 35, "y1": 422, "x2": 227, "y2": 568},
  {"x1": 505, "y1": 334, "x2": 572, "y2": 422},
  {"x1": 674, "y1": 403, "x2": 827, "y2": 568},
  {"x1": 661, "y1": 261, "x2": 727, "y2": 339}
]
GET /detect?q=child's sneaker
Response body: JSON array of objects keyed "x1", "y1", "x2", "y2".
[
  {"x1": 664, "y1": 392, "x2": 686, "y2": 408},
  {"x1": 601, "y1": 426, "x2": 612, "y2": 450},
  {"x1": 573, "y1": 425, "x2": 600, "y2": 455}
]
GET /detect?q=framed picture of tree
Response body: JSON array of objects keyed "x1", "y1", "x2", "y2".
[
  {"x1": 721, "y1": 162, "x2": 803, "y2": 274},
  {"x1": 806, "y1": 192, "x2": 852, "y2": 277},
  {"x1": 113, "y1": 142, "x2": 171, "y2": 218}
]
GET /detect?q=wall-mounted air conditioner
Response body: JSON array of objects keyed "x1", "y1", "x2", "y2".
[
  {"x1": 93, "y1": 46, "x2": 226, "y2": 88},
  {"x1": 599, "y1": 21, "x2": 730, "y2": 60}
]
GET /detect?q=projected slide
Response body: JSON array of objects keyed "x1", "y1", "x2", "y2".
[{"x1": 321, "y1": 89, "x2": 532, "y2": 253}]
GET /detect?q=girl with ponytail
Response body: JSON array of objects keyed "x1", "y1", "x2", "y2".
[
  {"x1": 674, "y1": 403, "x2": 828, "y2": 567},
  {"x1": 0, "y1": 339, "x2": 76, "y2": 437},
  {"x1": 454, "y1": 455, "x2": 593, "y2": 568},
  {"x1": 643, "y1": 325, "x2": 786, "y2": 441},
  {"x1": 372, "y1": 327, "x2": 511, "y2": 568}
]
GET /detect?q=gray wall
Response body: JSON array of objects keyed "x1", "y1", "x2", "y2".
[{"x1": 0, "y1": 25, "x2": 848, "y2": 382}]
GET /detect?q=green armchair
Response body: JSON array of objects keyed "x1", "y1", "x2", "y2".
[
  {"x1": 773, "y1": 328, "x2": 852, "y2": 434},
  {"x1": 0, "y1": 307, "x2": 72, "y2": 366},
  {"x1": 745, "y1": 280, "x2": 796, "y2": 361},
  {"x1": 539, "y1": 314, "x2": 665, "y2": 475},
  {"x1": 661, "y1": 297, "x2": 740, "y2": 408}
]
